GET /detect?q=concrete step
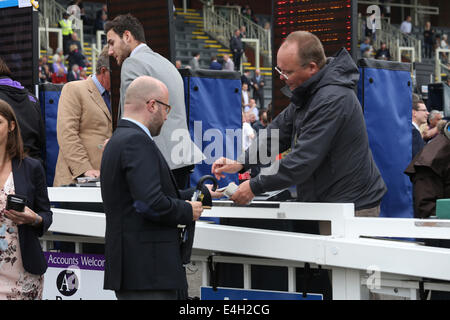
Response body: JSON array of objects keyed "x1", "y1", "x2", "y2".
[
  {"x1": 216, "y1": 53, "x2": 233, "y2": 58},
  {"x1": 192, "y1": 36, "x2": 209, "y2": 40},
  {"x1": 204, "y1": 44, "x2": 222, "y2": 48},
  {"x1": 175, "y1": 11, "x2": 201, "y2": 17}
]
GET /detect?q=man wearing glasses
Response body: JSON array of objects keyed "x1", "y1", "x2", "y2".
[
  {"x1": 213, "y1": 31, "x2": 387, "y2": 232},
  {"x1": 100, "y1": 76, "x2": 219, "y2": 300},
  {"x1": 105, "y1": 14, "x2": 203, "y2": 190}
]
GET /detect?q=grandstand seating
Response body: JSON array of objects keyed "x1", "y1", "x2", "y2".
[{"x1": 40, "y1": 2, "x2": 275, "y2": 108}]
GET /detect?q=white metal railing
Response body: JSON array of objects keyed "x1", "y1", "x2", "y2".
[
  {"x1": 398, "y1": 46, "x2": 415, "y2": 71},
  {"x1": 44, "y1": 187, "x2": 450, "y2": 300},
  {"x1": 90, "y1": 30, "x2": 106, "y2": 75},
  {"x1": 203, "y1": 4, "x2": 271, "y2": 66},
  {"x1": 39, "y1": 25, "x2": 62, "y2": 56},
  {"x1": 435, "y1": 48, "x2": 450, "y2": 82}
]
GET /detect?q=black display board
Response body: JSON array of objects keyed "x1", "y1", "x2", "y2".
[
  {"x1": 0, "y1": 6, "x2": 38, "y2": 91},
  {"x1": 272, "y1": 0, "x2": 357, "y2": 116}
]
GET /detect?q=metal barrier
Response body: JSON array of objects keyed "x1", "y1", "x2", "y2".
[
  {"x1": 45, "y1": 187, "x2": 450, "y2": 300},
  {"x1": 202, "y1": 4, "x2": 271, "y2": 65},
  {"x1": 435, "y1": 48, "x2": 450, "y2": 82}
]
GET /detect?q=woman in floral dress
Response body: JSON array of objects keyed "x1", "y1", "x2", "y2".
[{"x1": 0, "y1": 99, "x2": 52, "y2": 299}]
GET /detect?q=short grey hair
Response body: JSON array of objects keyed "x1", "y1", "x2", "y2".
[
  {"x1": 96, "y1": 46, "x2": 110, "y2": 75},
  {"x1": 428, "y1": 110, "x2": 442, "y2": 121}
]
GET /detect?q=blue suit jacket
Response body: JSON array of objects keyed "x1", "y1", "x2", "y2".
[
  {"x1": 210, "y1": 61, "x2": 222, "y2": 70},
  {"x1": 13, "y1": 157, "x2": 53, "y2": 275}
]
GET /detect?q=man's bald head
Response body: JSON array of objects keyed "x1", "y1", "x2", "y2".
[
  {"x1": 124, "y1": 76, "x2": 167, "y2": 111},
  {"x1": 123, "y1": 76, "x2": 170, "y2": 136}
]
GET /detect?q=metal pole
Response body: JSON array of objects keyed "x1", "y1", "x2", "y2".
[
  {"x1": 243, "y1": 264, "x2": 251, "y2": 289},
  {"x1": 288, "y1": 267, "x2": 296, "y2": 292},
  {"x1": 255, "y1": 38, "x2": 260, "y2": 70}
]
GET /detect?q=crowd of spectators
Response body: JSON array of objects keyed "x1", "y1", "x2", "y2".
[
  {"x1": 360, "y1": 35, "x2": 392, "y2": 61},
  {"x1": 360, "y1": 13, "x2": 450, "y2": 67},
  {"x1": 239, "y1": 68, "x2": 270, "y2": 153},
  {"x1": 38, "y1": 2, "x2": 107, "y2": 85}
]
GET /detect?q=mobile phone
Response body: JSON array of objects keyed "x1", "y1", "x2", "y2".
[{"x1": 6, "y1": 194, "x2": 27, "y2": 212}]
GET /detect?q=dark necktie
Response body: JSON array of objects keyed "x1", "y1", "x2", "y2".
[{"x1": 102, "y1": 90, "x2": 111, "y2": 112}]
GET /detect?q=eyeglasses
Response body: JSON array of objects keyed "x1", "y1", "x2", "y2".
[
  {"x1": 275, "y1": 61, "x2": 311, "y2": 80},
  {"x1": 154, "y1": 99, "x2": 171, "y2": 114},
  {"x1": 417, "y1": 109, "x2": 428, "y2": 112},
  {"x1": 274, "y1": 66, "x2": 290, "y2": 80}
]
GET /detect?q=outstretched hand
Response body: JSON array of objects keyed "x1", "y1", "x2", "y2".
[{"x1": 211, "y1": 157, "x2": 243, "y2": 180}]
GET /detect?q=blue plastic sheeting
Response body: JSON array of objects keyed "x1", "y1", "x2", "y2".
[
  {"x1": 40, "y1": 85, "x2": 63, "y2": 187},
  {"x1": 183, "y1": 76, "x2": 242, "y2": 189},
  {"x1": 358, "y1": 65, "x2": 413, "y2": 218}
]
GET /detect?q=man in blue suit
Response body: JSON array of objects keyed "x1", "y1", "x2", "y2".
[
  {"x1": 100, "y1": 76, "x2": 206, "y2": 300},
  {"x1": 209, "y1": 56, "x2": 222, "y2": 70}
]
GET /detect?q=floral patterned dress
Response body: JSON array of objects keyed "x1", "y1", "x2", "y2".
[{"x1": 0, "y1": 172, "x2": 43, "y2": 300}]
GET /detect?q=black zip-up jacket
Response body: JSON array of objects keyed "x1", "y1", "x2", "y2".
[
  {"x1": 0, "y1": 77, "x2": 45, "y2": 163},
  {"x1": 241, "y1": 48, "x2": 387, "y2": 210}
]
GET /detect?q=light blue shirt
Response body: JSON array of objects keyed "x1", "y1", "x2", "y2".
[
  {"x1": 91, "y1": 74, "x2": 107, "y2": 95},
  {"x1": 122, "y1": 117, "x2": 153, "y2": 140}
]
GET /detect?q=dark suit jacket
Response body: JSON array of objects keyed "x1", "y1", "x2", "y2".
[
  {"x1": 209, "y1": 61, "x2": 222, "y2": 70},
  {"x1": 12, "y1": 157, "x2": 53, "y2": 275},
  {"x1": 230, "y1": 36, "x2": 243, "y2": 53},
  {"x1": 67, "y1": 71, "x2": 79, "y2": 82},
  {"x1": 412, "y1": 126, "x2": 425, "y2": 159},
  {"x1": 100, "y1": 119, "x2": 196, "y2": 291},
  {"x1": 251, "y1": 75, "x2": 265, "y2": 97}
]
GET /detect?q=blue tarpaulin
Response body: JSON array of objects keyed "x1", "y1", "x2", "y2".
[
  {"x1": 39, "y1": 83, "x2": 63, "y2": 187},
  {"x1": 358, "y1": 59, "x2": 413, "y2": 218},
  {"x1": 181, "y1": 69, "x2": 242, "y2": 190}
]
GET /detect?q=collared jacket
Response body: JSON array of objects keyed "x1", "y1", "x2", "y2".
[
  {"x1": 13, "y1": 157, "x2": 53, "y2": 275},
  {"x1": 242, "y1": 48, "x2": 387, "y2": 210}
]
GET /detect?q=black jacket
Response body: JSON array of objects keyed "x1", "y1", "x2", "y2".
[
  {"x1": 100, "y1": 120, "x2": 208, "y2": 291},
  {"x1": 242, "y1": 48, "x2": 387, "y2": 210},
  {"x1": 13, "y1": 157, "x2": 53, "y2": 275},
  {"x1": 0, "y1": 77, "x2": 46, "y2": 162},
  {"x1": 412, "y1": 126, "x2": 425, "y2": 159},
  {"x1": 230, "y1": 35, "x2": 243, "y2": 53}
]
